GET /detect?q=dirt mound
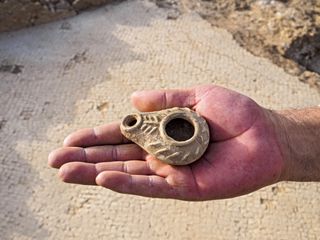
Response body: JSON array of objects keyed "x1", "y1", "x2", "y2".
[
  {"x1": 0, "y1": 0, "x2": 115, "y2": 32},
  {"x1": 194, "y1": 0, "x2": 320, "y2": 91}
]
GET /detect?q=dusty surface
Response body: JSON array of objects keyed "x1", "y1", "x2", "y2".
[
  {"x1": 0, "y1": 0, "x2": 320, "y2": 239},
  {"x1": 0, "y1": 0, "x2": 115, "y2": 32}
]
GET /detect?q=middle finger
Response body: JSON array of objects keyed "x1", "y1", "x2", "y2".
[{"x1": 48, "y1": 144, "x2": 146, "y2": 168}]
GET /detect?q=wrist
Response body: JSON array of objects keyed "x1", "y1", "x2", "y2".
[{"x1": 268, "y1": 107, "x2": 320, "y2": 182}]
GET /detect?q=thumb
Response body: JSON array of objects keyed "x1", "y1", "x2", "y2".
[{"x1": 131, "y1": 88, "x2": 196, "y2": 112}]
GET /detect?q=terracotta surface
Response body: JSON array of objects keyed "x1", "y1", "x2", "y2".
[
  {"x1": 0, "y1": 1, "x2": 320, "y2": 239},
  {"x1": 120, "y1": 107, "x2": 210, "y2": 165}
]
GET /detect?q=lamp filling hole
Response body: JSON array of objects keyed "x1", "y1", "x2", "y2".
[
  {"x1": 124, "y1": 115, "x2": 137, "y2": 127},
  {"x1": 165, "y1": 118, "x2": 195, "y2": 141}
]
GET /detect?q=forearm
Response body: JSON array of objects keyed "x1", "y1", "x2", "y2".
[{"x1": 270, "y1": 107, "x2": 320, "y2": 182}]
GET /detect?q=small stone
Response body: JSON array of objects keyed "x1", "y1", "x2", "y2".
[
  {"x1": 167, "y1": 10, "x2": 180, "y2": 20},
  {"x1": 0, "y1": 64, "x2": 23, "y2": 74},
  {"x1": 60, "y1": 21, "x2": 72, "y2": 30}
]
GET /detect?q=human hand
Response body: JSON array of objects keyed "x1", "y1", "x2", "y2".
[{"x1": 48, "y1": 84, "x2": 285, "y2": 200}]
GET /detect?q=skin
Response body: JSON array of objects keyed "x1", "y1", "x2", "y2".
[
  {"x1": 48, "y1": 84, "x2": 320, "y2": 201},
  {"x1": 269, "y1": 107, "x2": 320, "y2": 182}
]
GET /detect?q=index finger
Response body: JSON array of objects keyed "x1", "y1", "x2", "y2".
[
  {"x1": 131, "y1": 88, "x2": 196, "y2": 112},
  {"x1": 63, "y1": 121, "x2": 130, "y2": 147}
]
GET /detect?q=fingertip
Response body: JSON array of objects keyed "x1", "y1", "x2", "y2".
[
  {"x1": 95, "y1": 171, "x2": 106, "y2": 186},
  {"x1": 96, "y1": 171, "x2": 116, "y2": 189},
  {"x1": 63, "y1": 134, "x2": 74, "y2": 147},
  {"x1": 48, "y1": 149, "x2": 60, "y2": 168},
  {"x1": 96, "y1": 171, "x2": 127, "y2": 189},
  {"x1": 58, "y1": 164, "x2": 72, "y2": 183},
  {"x1": 95, "y1": 171, "x2": 115, "y2": 187},
  {"x1": 58, "y1": 162, "x2": 97, "y2": 185},
  {"x1": 63, "y1": 129, "x2": 87, "y2": 147},
  {"x1": 131, "y1": 90, "x2": 143, "y2": 100},
  {"x1": 130, "y1": 90, "x2": 152, "y2": 111},
  {"x1": 130, "y1": 92, "x2": 139, "y2": 109},
  {"x1": 48, "y1": 147, "x2": 79, "y2": 169}
]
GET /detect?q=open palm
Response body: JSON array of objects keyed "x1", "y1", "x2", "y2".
[{"x1": 49, "y1": 84, "x2": 284, "y2": 200}]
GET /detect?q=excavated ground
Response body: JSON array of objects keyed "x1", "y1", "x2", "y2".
[
  {"x1": 195, "y1": 0, "x2": 320, "y2": 91},
  {"x1": 154, "y1": 0, "x2": 320, "y2": 91},
  {"x1": 0, "y1": 0, "x2": 116, "y2": 32},
  {"x1": 2, "y1": 0, "x2": 319, "y2": 90}
]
